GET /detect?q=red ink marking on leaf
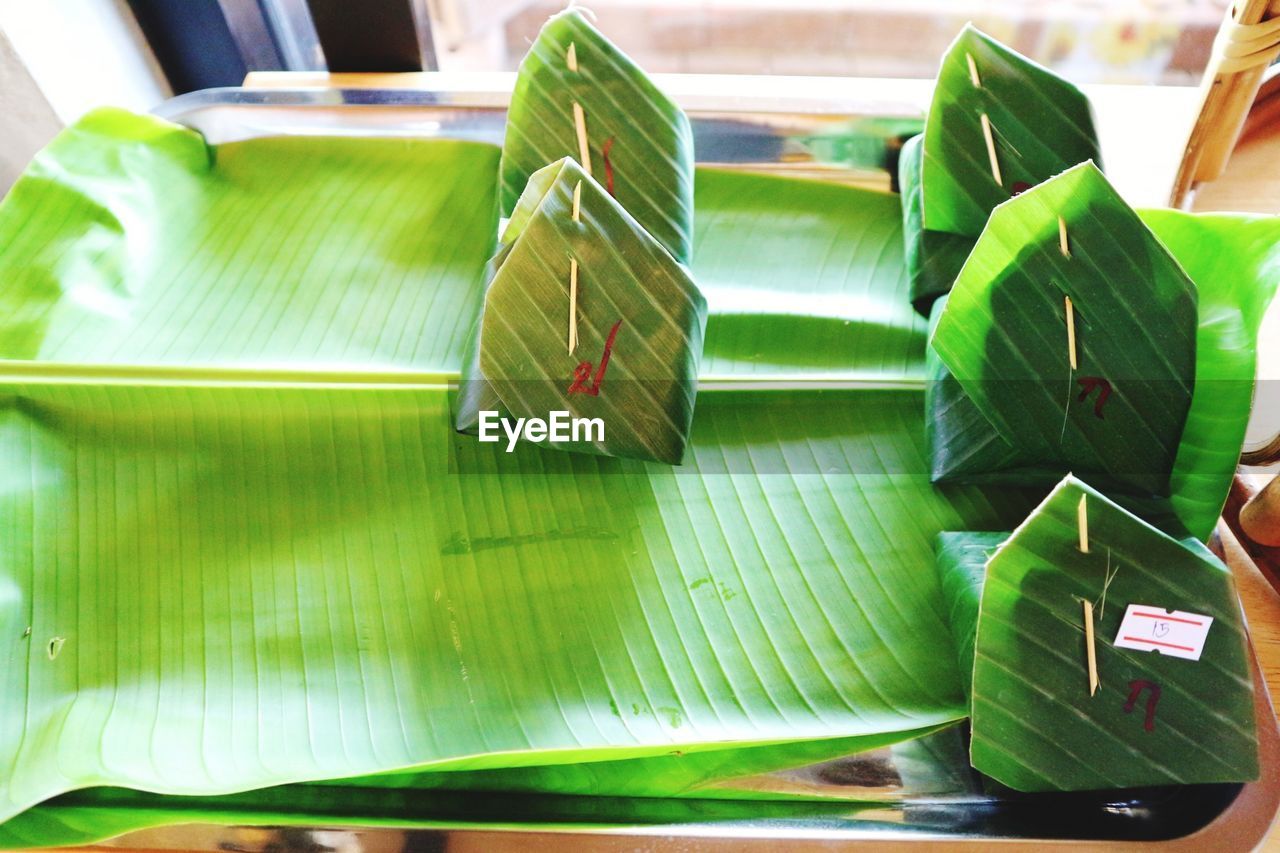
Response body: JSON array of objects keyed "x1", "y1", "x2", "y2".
[
  {"x1": 1010, "y1": 181, "x2": 1032, "y2": 196},
  {"x1": 1132, "y1": 611, "x2": 1204, "y2": 626},
  {"x1": 567, "y1": 361, "x2": 593, "y2": 395},
  {"x1": 1076, "y1": 376, "x2": 1113, "y2": 419},
  {"x1": 1121, "y1": 636, "x2": 1195, "y2": 652},
  {"x1": 602, "y1": 136, "x2": 616, "y2": 197},
  {"x1": 1123, "y1": 679, "x2": 1161, "y2": 732},
  {"x1": 567, "y1": 319, "x2": 623, "y2": 397}
]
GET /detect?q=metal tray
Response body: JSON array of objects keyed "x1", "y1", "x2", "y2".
[{"x1": 58, "y1": 81, "x2": 1280, "y2": 851}]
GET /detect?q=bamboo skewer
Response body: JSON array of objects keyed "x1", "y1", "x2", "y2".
[
  {"x1": 566, "y1": 42, "x2": 589, "y2": 354},
  {"x1": 572, "y1": 104, "x2": 591, "y2": 176},
  {"x1": 1065, "y1": 296, "x2": 1078, "y2": 370},
  {"x1": 979, "y1": 113, "x2": 1002, "y2": 186},
  {"x1": 568, "y1": 180, "x2": 582, "y2": 353},
  {"x1": 1083, "y1": 599, "x2": 1099, "y2": 696},
  {"x1": 966, "y1": 52, "x2": 981, "y2": 88},
  {"x1": 566, "y1": 42, "x2": 593, "y2": 177},
  {"x1": 1078, "y1": 494, "x2": 1090, "y2": 554},
  {"x1": 1079, "y1": 495, "x2": 1098, "y2": 697},
  {"x1": 1058, "y1": 216, "x2": 1070, "y2": 258}
]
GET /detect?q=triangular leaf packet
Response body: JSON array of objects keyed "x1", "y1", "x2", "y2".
[
  {"x1": 930, "y1": 162, "x2": 1198, "y2": 498},
  {"x1": 501, "y1": 8, "x2": 695, "y2": 264},
  {"x1": 457, "y1": 157, "x2": 706, "y2": 464},
  {"x1": 940, "y1": 476, "x2": 1258, "y2": 792},
  {"x1": 902, "y1": 25, "x2": 1102, "y2": 312}
]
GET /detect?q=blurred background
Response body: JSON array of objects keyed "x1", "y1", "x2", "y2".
[
  {"x1": 436, "y1": 0, "x2": 1226, "y2": 83},
  {"x1": 0, "y1": 0, "x2": 1234, "y2": 190}
]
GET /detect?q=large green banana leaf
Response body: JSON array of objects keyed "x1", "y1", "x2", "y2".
[
  {"x1": 0, "y1": 381, "x2": 1030, "y2": 826},
  {"x1": 694, "y1": 168, "x2": 924, "y2": 380},
  {"x1": 0, "y1": 109, "x2": 922, "y2": 384},
  {"x1": 0, "y1": 109, "x2": 500, "y2": 371},
  {"x1": 0, "y1": 784, "x2": 902, "y2": 850},
  {"x1": 936, "y1": 477, "x2": 1258, "y2": 792},
  {"x1": 500, "y1": 8, "x2": 694, "y2": 264},
  {"x1": 0, "y1": 725, "x2": 976, "y2": 849},
  {"x1": 0, "y1": 107, "x2": 1273, "y2": 840},
  {"x1": 0, "y1": 109, "x2": 1032, "y2": 837}
]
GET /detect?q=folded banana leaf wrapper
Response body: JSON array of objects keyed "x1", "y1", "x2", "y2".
[
  {"x1": 936, "y1": 476, "x2": 1258, "y2": 792},
  {"x1": 500, "y1": 9, "x2": 694, "y2": 264},
  {"x1": 459, "y1": 8, "x2": 705, "y2": 464},
  {"x1": 900, "y1": 24, "x2": 1102, "y2": 313},
  {"x1": 455, "y1": 158, "x2": 706, "y2": 464},
  {"x1": 926, "y1": 162, "x2": 1280, "y2": 542},
  {"x1": 0, "y1": 108, "x2": 1029, "y2": 844}
]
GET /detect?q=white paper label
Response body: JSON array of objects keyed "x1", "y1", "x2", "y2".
[{"x1": 1112, "y1": 604, "x2": 1213, "y2": 661}]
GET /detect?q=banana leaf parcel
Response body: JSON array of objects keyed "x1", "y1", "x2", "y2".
[
  {"x1": 900, "y1": 25, "x2": 1102, "y2": 312},
  {"x1": 927, "y1": 162, "x2": 1280, "y2": 541},
  {"x1": 937, "y1": 476, "x2": 1258, "y2": 792}
]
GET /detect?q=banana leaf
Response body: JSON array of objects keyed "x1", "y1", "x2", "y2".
[
  {"x1": 501, "y1": 8, "x2": 694, "y2": 264},
  {"x1": 0, "y1": 109, "x2": 923, "y2": 384},
  {"x1": 0, "y1": 106, "x2": 1272, "y2": 838},
  {"x1": 456, "y1": 157, "x2": 706, "y2": 464},
  {"x1": 693, "y1": 168, "x2": 926, "y2": 380},
  {"x1": 927, "y1": 164, "x2": 1280, "y2": 541},
  {"x1": 0, "y1": 109, "x2": 501, "y2": 371},
  {"x1": 0, "y1": 380, "x2": 1032, "y2": 827},
  {"x1": 0, "y1": 785, "x2": 897, "y2": 850},
  {"x1": 0, "y1": 724, "x2": 976, "y2": 849},
  {"x1": 920, "y1": 25, "x2": 1101, "y2": 238},
  {"x1": 902, "y1": 26, "x2": 1100, "y2": 312},
  {"x1": 931, "y1": 163, "x2": 1198, "y2": 498},
  {"x1": 898, "y1": 134, "x2": 975, "y2": 315},
  {"x1": 0, "y1": 108, "x2": 1038, "y2": 834},
  {"x1": 937, "y1": 477, "x2": 1257, "y2": 792}
]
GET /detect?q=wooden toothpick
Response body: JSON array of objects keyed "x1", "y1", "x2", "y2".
[
  {"x1": 979, "y1": 113, "x2": 1002, "y2": 186},
  {"x1": 1058, "y1": 216, "x2": 1070, "y2": 258},
  {"x1": 1083, "y1": 599, "x2": 1099, "y2": 696},
  {"x1": 568, "y1": 180, "x2": 582, "y2": 354},
  {"x1": 572, "y1": 104, "x2": 592, "y2": 177},
  {"x1": 1064, "y1": 295, "x2": 1078, "y2": 370},
  {"x1": 1077, "y1": 494, "x2": 1090, "y2": 554},
  {"x1": 566, "y1": 42, "x2": 592, "y2": 177},
  {"x1": 966, "y1": 52, "x2": 981, "y2": 87},
  {"x1": 568, "y1": 259, "x2": 579, "y2": 353}
]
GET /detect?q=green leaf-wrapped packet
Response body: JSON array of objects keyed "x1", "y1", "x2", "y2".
[
  {"x1": 930, "y1": 163, "x2": 1198, "y2": 499},
  {"x1": 902, "y1": 25, "x2": 1102, "y2": 313},
  {"x1": 936, "y1": 476, "x2": 1258, "y2": 792},
  {"x1": 456, "y1": 157, "x2": 707, "y2": 464},
  {"x1": 501, "y1": 8, "x2": 695, "y2": 264}
]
